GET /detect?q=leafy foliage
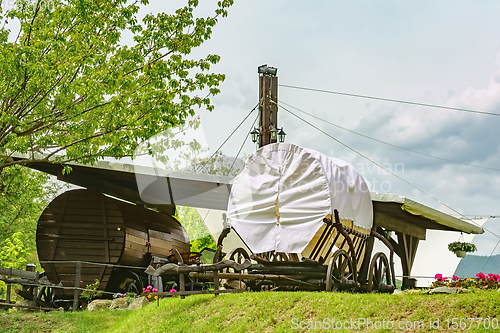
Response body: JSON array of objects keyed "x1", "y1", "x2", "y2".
[
  {"x1": 177, "y1": 205, "x2": 216, "y2": 252},
  {"x1": 0, "y1": 0, "x2": 233, "y2": 170},
  {"x1": 80, "y1": 279, "x2": 103, "y2": 301},
  {"x1": 0, "y1": 231, "x2": 29, "y2": 269},
  {"x1": 172, "y1": 146, "x2": 244, "y2": 176},
  {"x1": 0, "y1": 165, "x2": 62, "y2": 253}
]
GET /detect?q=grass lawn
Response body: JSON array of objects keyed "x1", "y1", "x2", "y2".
[{"x1": 1, "y1": 290, "x2": 499, "y2": 332}]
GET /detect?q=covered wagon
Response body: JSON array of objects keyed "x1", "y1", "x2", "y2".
[{"x1": 217, "y1": 142, "x2": 396, "y2": 292}]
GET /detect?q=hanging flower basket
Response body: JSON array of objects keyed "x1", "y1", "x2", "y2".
[{"x1": 448, "y1": 241, "x2": 477, "y2": 258}]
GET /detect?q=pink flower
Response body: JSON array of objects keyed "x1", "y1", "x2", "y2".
[
  {"x1": 476, "y1": 272, "x2": 486, "y2": 280},
  {"x1": 146, "y1": 285, "x2": 153, "y2": 290},
  {"x1": 152, "y1": 288, "x2": 158, "y2": 292},
  {"x1": 452, "y1": 275, "x2": 459, "y2": 281},
  {"x1": 169, "y1": 289, "x2": 176, "y2": 293},
  {"x1": 434, "y1": 273, "x2": 447, "y2": 282}
]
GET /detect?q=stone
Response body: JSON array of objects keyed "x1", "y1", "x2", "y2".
[
  {"x1": 87, "y1": 299, "x2": 112, "y2": 311},
  {"x1": 128, "y1": 296, "x2": 149, "y2": 310},
  {"x1": 110, "y1": 297, "x2": 129, "y2": 310},
  {"x1": 392, "y1": 289, "x2": 404, "y2": 295},
  {"x1": 422, "y1": 287, "x2": 472, "y2": 294},
  {"x1": 222, "y1": 279, "x2": 247, "y2": 290}
]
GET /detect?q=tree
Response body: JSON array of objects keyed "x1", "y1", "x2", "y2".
[
  {"x1": 172, "y1": 146, "x2": 245, "y2": 176},
  {"x1": 0, "y1": 165, "x2": 62, "y2": 253},
  {"x1": 177, "y1": 205, "x2": 216, "y2": 252},
  {"x1": 0, "y1": 231, "x2": 30, "y2": 269},
  {"x1": 0, "y1": 0, "x2": 233, "y2": 171}
]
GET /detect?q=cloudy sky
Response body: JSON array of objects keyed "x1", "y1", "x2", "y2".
[
  {"x1": 143, "y1": 0, "x2": 500, "y2": 281},
  {"x1": 143, "y1": 0, "x2": 500, "y2": 215}
]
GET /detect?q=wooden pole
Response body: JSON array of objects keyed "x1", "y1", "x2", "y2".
[
  {"x1": 258, "y1": 65, "x2": 278, "y2": 148},
  {"x1": 73, "y1": 261, "x2": 81, "y2": 311}
]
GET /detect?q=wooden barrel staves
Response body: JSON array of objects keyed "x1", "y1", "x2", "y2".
[{"x1": 37, "y1": 189, "x2": 190, "y2": 297}]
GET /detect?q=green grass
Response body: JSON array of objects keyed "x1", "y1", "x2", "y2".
[{"x1": 1, "y1": 291, "x2": 500, "y2": 332}]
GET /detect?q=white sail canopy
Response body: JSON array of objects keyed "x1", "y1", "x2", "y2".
[{"x1": 227, "y1": 143, "x2": 373, "y2": 254}]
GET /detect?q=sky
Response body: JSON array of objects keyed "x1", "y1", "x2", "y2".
[
  {"x1": 140, "y1": 0, "x2": 500, "y2": 215},
  {"x1": 141, "y1": 0, "x2": 500, "y2": 283},
  {"x1": 6, "y1": 0, "x2": 500, "y2": 283}
]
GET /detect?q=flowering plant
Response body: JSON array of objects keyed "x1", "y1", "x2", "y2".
[
  {"x1": 447, "y1": 242, "x2": 477, "y2": 253},
  {"x1": 142, "y1": 285, "x2": 159, "y2": 301},
  {"x1": 432, "y1": 272, "x2": 500, "y2": 290}
]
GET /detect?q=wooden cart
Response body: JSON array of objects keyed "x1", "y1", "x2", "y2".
[{"x1": 208, "y1": 210, "x2": 396, "y2": 293}]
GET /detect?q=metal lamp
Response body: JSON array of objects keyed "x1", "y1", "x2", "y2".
[
  {"x1": 278, "y1": 127, "x2": 286, "y2": 143},
  {"x1": 250, "y1": 127, "x2": 260, "y2": 143},
  {"x1": 270, "y1": 125, "x2": 278, "y2": 142}
]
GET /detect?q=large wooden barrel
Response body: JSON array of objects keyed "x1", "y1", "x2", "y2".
[{"x1": 37, "y1": 189, "x2": 190, "y2": 296}]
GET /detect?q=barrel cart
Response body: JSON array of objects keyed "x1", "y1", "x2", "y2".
[
  {"x1": 35, "y1": 189, "x2": 198, "y2": 308},
  {"x1": 197, "y1": 143, "x2": 397, "y2": 293}
]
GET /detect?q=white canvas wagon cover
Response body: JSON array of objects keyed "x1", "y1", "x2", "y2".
[{"x1": 227, "y1": 143, "x2": 373, "y2": 254}]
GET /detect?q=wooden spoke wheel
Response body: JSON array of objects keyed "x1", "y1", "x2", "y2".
[
  {"x1": 225, "y1": 247, "x2": 250, "y2": 273},
  {"x1": 367, "y1": 252, "x2": 393, "y2": 292},
  {"x1": 224, "y1": 247, "x2": 250, "y2": 290},
  {"x1": 127, "y1": 282, "x2": 139, "y2": 294},
  {"x1": 270, "y1": 252, "x2": 289, "y2": 262},
  {"x1": 326, "y1": 249, "x2": 355, "y2": 292},
  {"x1": 37, "y1": 286, "x2": 55, "y2": 307}
]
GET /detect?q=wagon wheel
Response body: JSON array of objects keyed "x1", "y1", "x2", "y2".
[
  {"x1": 225, "y1": 247, "x2": 250, "y2": 273},
  {"x1": 367, "y1": 252, "x2": 393, "y2": 292},
  {"x1": 270, "y1": 252, "x2": 289, "y2": 262},
  {"x1": 326, "y1": 249, "x2": 355, "y2": 292},
  {"x1": 38, "y1": 286, "x2": 54, "y2": 304},
  {"x1": 223, "y1": 248, "x2": 250, "y2": 289},
  {"x1": 126, "y1": 282, "x2": 139, "y2": 294}
]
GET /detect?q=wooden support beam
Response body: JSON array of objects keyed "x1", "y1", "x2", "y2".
[
  {"x1": 389, "y1": 232, "x2": 420, "y2": 289},
  {"x1": 374, "y1": 211, "x2": 426, "y2": 240}
]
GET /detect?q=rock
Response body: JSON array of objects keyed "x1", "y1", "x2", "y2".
[
  {"x1": 222, "y1": 279, "x2": 247, "y2": 290},
  {"x1": 128, "y1": 296, "x2": 149, "y2": 310},
  {"x1": 110, "y1": 297, "x2": 129, "y2": 310},
  {"x1": 87, "y1": 299, "x2": 112, "y2": 311},
  {"x1": 422, "y1": 287, "x2": 472, "y2": 294},
  {"x1": 392, "y1": 289, "x2": 404, "y2": 295}
]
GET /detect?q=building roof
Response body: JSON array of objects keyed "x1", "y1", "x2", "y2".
[{"x1": 8, "y1": 152, "x2": 483, "y2": 235}]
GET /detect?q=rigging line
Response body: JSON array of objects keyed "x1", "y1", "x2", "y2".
[
  {"x1": 277, "y1": 102, "x2": 500, "y2": 239},
  {"x1": 198, "y1": 103, "x2": 258, "y2": 173},
  {"x1": 279, "y1": 100, "x2": 500, "y2": 172},
  {"x1": 279, "y1": 84, "x2": 500, "y2": 117},
  {"x1": 229, "y1": 113, "x2": 259, "y2": 174},
  {"x1": 210, "y1": 103, "x2": 259, "y2": 159},
  {"x1": 480, "y1": 237, "x2": 500, "y2": 272}
]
